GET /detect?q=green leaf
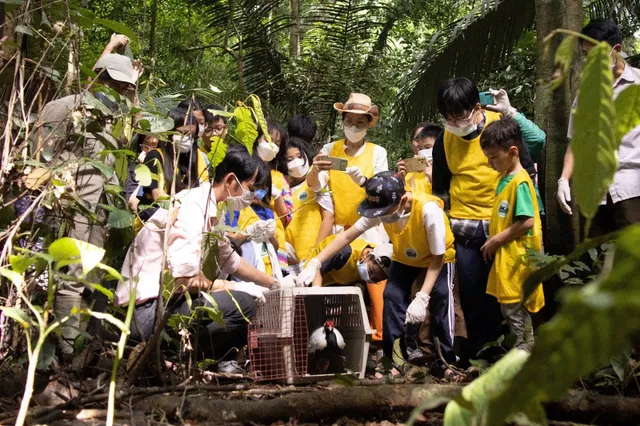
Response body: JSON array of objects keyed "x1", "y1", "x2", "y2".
[
  {"x1": 333, "y1": 373, "x2": 359, "y2": 387},
  {"x1": 552, "y1": 35, "x2": 576, "y2": 89},
  {"x1": 233, "y1": 106, "x2": 258, "y2": 153},
  {"x1": 610, "y1": 351, "x2": 630, "y2": 382},
  {"x1": 247, "y1": 95, "x2": 271, "y2": 143},
  {"x1": 134, "y1": 163, "x2": 152, "y2": 186},
  {"x1": 83, "y1": 93, "x2": 114, "y2": 116},
  {"x1": 392, "y1": 338, "x2": 405, "y2": 368},
  {"x1": 108, "y1": 208, "x2": 134, "y2": 229},
  {"x1": 443, "y1": 349, "x2": 534, "y2": 426},
  {"x1": 614, "y1": 85, "x2": 640, "y2": 148},
  {"x1": 485, "y1": 226, "x2": 640, "y2": 425},
  {"x1": 0, "y1": 267, "x2": 25, "y2": 286},
  {"x1": 88, "y1": 161, "x2": 114, "y2": 178},
  {"x1": 201, "y1": 232, "x2": 220, "y2": 282},
  {"x1": 207, "y1": 136, "x2": 228, "y2": 168},
  {"x1": 0, "y1": 306, "x2": 31, "y2": 328},
  {"x1": 139, "y1": 112, "x2": 174, "y2": 133},
  {"x1": 1, "y1": 0, "x2": 25, "y2": 4},
  {"x1": 14, "y1": 24, "x2": 35, "y2": 36},
  {"x1": 36, "y1": 340, "x2": 56, "y2": 369},
  {"x1": 48, "y1": 238, "x2": 105, "y2": 277},
  {"x1": 571, "y1": 42, "x2": 616, "y2": 222},
  {"x1": 9, "y1": 255, "x2": 36, "y2": 275},
  {"x1": 96, "y1": 263, "x2": 125, "y2": 282}
]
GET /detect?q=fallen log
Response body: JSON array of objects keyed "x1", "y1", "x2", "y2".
[{"x1": 133, "y1": 384, "x2": 640, "y2": 425}]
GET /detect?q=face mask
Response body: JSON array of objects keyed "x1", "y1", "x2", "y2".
[
  {"x1": 257, "y1": 140, "x2": 279, "y2": 162},
  {"x1": 357, "y1": 260, "x2": 373, "y2": 284},
  {"x1": 344, "y1": 124, "x2": 367, "y2": 143},
  {"x1": 255, "y1": 188, "x2": 268, "y2": 201},
  {"x1": 174, "y1": 134, "x2": 193, "y2": 154},
  {"x1": 287, "y1": 157, "x2": 310, "y2": 179},
  {"x1": 379, "y1": 208, "x2": 406, "y2": 223},
  {"x1": 198, "y1": 125, "x2": 205, "y2": 138},
  {"x1": 227, "y1": 175, "x2": 254, "y2": 210},
  {"x1": 417, "y1": 148, "x2": 433, "y2": 161},
  {"x1": 444, "y1": 122, "x2": 478, "y2": 138}
]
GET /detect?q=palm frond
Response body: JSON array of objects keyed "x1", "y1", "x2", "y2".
[
  {"x1": 587, "y1": 0, "x2": 640, "y2": 38},
  {"x1": 392, "y1": 0, "x2": 535, "y2": 133}
]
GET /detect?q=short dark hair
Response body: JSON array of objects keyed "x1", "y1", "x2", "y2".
[
  {"x1": 213, "y1": 144, "x2": 260, "y2": 184},
  {"x1": 416, "y1": 123, "x2": 443, "y2": 141},
  {"x1": 436, "y1": 77, "x2": 480, "y2": 119},
  {"x1": 168, "y1": 107, "x2": 199, "y2": 132},
  {"x1": 178, "y1": 98, "x2": 203, "y2": 112},
  {"x1": 480, "y1": 118, "x2": 522, "y2": 152},
  {"x1": 582, "y1": 19, "x2": 622, "y2": 47},
  {"x1": 286, "y1": 137, "x2": 316, "y2": 167},
  {"x1": 341, "y1": 112, "x2": 373, "y2": 123},
  {"x1": 204, "y1": 103, "x2": 227, "y2": 124},
  {"x1": 287, "y1": 114, "x2": 317, "y2": 143}
]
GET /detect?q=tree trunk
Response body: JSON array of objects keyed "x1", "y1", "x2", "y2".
[
  {"x1": 289, "y1": 0, "x2": 300, "y2": 59},
  {"x1": 148, "y1": 0, "x2": 158, "y2": 64},
  {"x1": 534, "y1": 0, "x2": 583, "y2": 256}
]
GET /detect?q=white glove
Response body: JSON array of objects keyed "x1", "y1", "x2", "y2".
[
  {"x1": 345, "y1": 166, "x2": 366, "y2": 186},
  {"x1": 246, "y1": 219, "x2": 276, "y2": 242},
  {"x1": 557, "y1": 178, "x2": 573, "y2": 215},
  {"x1": 279, "y1": 274, "x2": 297, "y2": 289},
  {"x1": 405, "y1": 291, "x2": 430, "y2": 324},
  {"x1": 232, "y1": 281, "x2": 268, "y2": 303},
  {"x1": 296, "y1": 258, "x2": 321, "y2": 287},
  {"x1": 486, "y1": 89, "x2": 518, "y2": 118},
  {"x1": 271, "y1": 183, "x2": 281, "y2": 200}
]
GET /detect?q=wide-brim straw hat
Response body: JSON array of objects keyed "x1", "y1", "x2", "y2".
[{"x1": 334, "y1": 93, "x2": 380, "y2": 128}]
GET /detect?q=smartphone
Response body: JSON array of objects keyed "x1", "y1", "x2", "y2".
[
  {"x1": 317, "y1": 155, "x2": 348, "y2": 171},
  {"x1": 479, "y1": 91, "x2": 495, "y2": 106},
  {"x1": 404, "y1": 157, "x2": 428, "y2": 173}
]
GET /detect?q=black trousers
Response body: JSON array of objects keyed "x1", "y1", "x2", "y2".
[
  {"x1": 455, "y1": 223, "x2": 504, "y2": 357},
  {"x1": 382, "y1": 261, "x2": 455, "y2": 363},
  {"x1": 590, "y1": 195, "x2": 640, "y2": 237},
  {"x1": 130, "y1": 291, "x2": 255, "y2": 361}
]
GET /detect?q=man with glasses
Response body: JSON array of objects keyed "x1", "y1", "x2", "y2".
[
  {"x1": 558, "y1": 19, "x2": 640, "y2": 236},
  {"x1": 431, "y1": 77, "x2": 544, "y2": 361}
]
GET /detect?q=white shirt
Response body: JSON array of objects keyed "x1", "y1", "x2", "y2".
[
  {"x1": 167, "y1": 183, "x2": 241, "y2": 278},
  {"x1": 568, "y1": 64, "x2": 640, "y2": 204},
  {"x1": 353, "y1": 201, "x2": 447, "y2": 256}
]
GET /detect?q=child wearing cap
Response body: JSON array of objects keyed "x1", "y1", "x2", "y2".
[
  {"x1": 479, "y1": 119, "x2": 544, "y2": 351},
  {"x1": 298, "y1": 171, "x2": 457, "y2": 369}
]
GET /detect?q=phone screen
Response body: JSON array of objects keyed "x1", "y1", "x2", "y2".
[{"x1": 479, "y1": 92, "x2": 495, "y2": 106}]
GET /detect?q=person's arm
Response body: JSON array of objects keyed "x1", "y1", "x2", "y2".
[
  {"x1": 93, "y1": 34, "x2": 128, "y2": 70},
  {"x1": 233, "y1": 257, "x2": 276, "y2": 288},
  {"x1": 306, "y1": 153, "x2": 332, "y2": 192},
  {"x1": 317, "y1": 208, "x2": 334, "y2": 246},
  {"x1": 374, "y1": 145, "x2": 389, "y2": 173},
  {"x1": 512, "y1": 112, "x2": 546, "y2": 164},
  {"x1": 480, "y1": 217, "x2": 534, "y2": 261},
  {"x1": 431, "y1": 133, "x2": 451, "y2": 205},
  {"x1": 560, "y1": 144, "x2": 574, "y2": 180},
  {"x1": 518, "y1": 139, "x2": 537, "y2": 182}
]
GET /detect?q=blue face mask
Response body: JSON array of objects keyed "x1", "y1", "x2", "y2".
[
  {"x1": 255, "y1": 188, "x2": 268, "y2": 201},
  {"x1": 357, "y1": 260, "x2": 373, "y2": 284}
]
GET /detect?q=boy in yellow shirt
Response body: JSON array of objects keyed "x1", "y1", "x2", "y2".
[{"x1": 479, "y1": 119, "x2": 545, "y2": 351}]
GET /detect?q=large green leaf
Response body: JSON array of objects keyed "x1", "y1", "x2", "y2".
[
  {"x1": 233, "y1": 106, "x2": 258, "y2": 153},
  {"x1": 108, "y1": 209, "x2": 134, "y2": 229},
  {"x1": 0, "y1": 266, "x2": 25, "y2": 286},
  {"x1": 134, "y1": 163, "x2": 152, "y2": 186},
  {"x1": 208, "y1": 136, "x2": 228, "y2": 169},
  {"x1": 614, "y1": 85, "x2": 640, "y2": 146},
  {"x1": 552, "y1": 35, "x2": 576, "y2": 89},
  {"x1": 48, "y1": 238, "x2": 106, "y2": 277},
  {"x1": 485, "y1": 225, "x2": 640, "y2": 425},
  {"x1": 570, "y1": 42, "x2": 616, "y2": 222},
  {"x1": 247, "y1": 95, "x2": 271, "y2": 143},
  {"x1": 0, "y1": 306, "x2": 31, "y2": 329},
  {"x1": 201, "y1": 232, "x2": 220, "y2": 282}
]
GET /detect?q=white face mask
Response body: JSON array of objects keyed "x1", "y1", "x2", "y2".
[
  {"x1": 175, "y1": 134, "x2": 193, "y2": 153},
  {"x1": 257, "y1": 140, "x2": 279, "y2": 162},
  {"x1": 357, "y1": 259, "x2": 373, "y2": 283},
  {"x1": 444, "y1": 122, "x2": 478, "y2": 138},
  {"x1": 227, "y1": 175, "x2": 254, "y2": 210},
  {"x1": 287, "y1": 157, "x2": 310, "y2": 179},
  {"x1": 379, "y1": 208, "x2": 406, "y2": 224},
  {"x1": 344, "y1": 124, "x2": 367, "y2": 143},
  {"x1": 417, "y1": 148, "x2": 433, "y2": 161}
]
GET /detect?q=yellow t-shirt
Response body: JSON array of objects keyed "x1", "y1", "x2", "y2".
[
  {"x1": 443, "y1": 111, "x2": 501, "y2": 220},
  {"x1": 405, "y1": 171, "x2": 432, "y2": 196},
  {"x1": 384, "y1": 192, "x2": 455, "y2": 268},
  {"x1": 286, "y1": 181, "x2": 323, "y2": 262},
  {"x1": 487, "y1": 169, "x2": 544, "y2": 312},
  {"x1": 269, "y1": 169, "x2": 289, "y2": 270},
  {"x1": 307, "y1": 235, "x2": 370, "y2": 286},
  {"x1": 328, "y1": 140, "x2": 376, "y2": 226}
]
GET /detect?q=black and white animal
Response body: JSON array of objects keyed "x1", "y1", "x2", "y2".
[{"x1": 308, "y1": 320, "x2": 347, "y2": 374}]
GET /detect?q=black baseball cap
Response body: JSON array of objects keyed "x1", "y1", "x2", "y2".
[{"x1": 357, "y1": 171, "x2": 406, "y2": 218}]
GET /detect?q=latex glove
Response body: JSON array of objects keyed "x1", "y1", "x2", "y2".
[
  {"x1": 280, "y1": 274, "x2": 297, "y2": 289},
  {"x1": 271, "y1": 183, "x2": 281, "y2": 200},
  {"x1": 108, "y1": 33, "x2": 129, "y2": 49},
  {"x1": 405, "y1": 291, "x2": 430, "y2": 324},
  {"x1": 297, "y1": 258, "x2": 321, "y2": 287},
  {"x1": 557, "y1": 178, "x2": 573, "y2": 215},
  {"x1": 485, "y1": 89, "x2": 518, "y2": 118},
  {"x1": 246, "y1": 219, "x2": 275, "y2": 242},
  {"x1": 345, "y1": 166, "x2": 366, "y2": 186},
  {"x1": 233, "y1": 281, "x2": 268, "y2": 303}
]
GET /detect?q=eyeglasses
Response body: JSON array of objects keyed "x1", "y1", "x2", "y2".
[
  {"x1": 344, "y1": 118, "x2": 369, "y2": 129},
  {"x1": 444, "y1": 109, "x2": 475, "y2": 127}
]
